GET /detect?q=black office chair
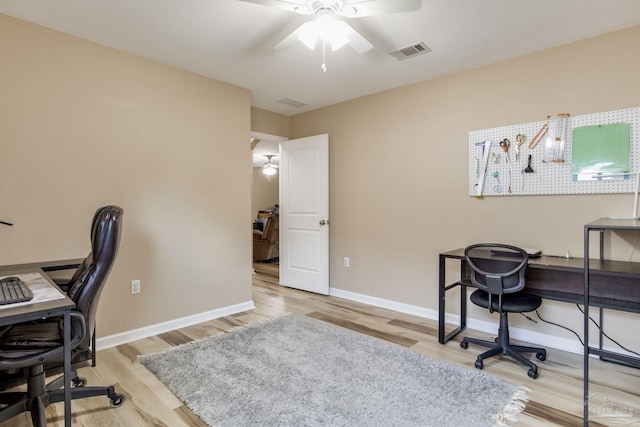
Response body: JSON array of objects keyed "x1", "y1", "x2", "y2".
[
  {"x1": 42, "y1": 205, "x2": 114, "y2": 368},
  {"x1": 0, "y1": 205, "x2": 125, "y2": 426},
  {"x1": 460, "y1": 243, "x2": 546, "y2": 379}
]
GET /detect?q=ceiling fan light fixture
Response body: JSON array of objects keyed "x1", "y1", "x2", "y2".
[
  {"x1": 263, "y1": 164, "x2": 278, "y2": 176},
  {"x1": 297, "y1": 21, "x2": 318, "y2": 50},
  {"x1": 262, "y1": 154, "x2": 279, "y2": 178},
  {"x1": 297, "y1": 21, "x2": 319, "y2": 49},
  {"x1": 297, "y1": 10, "x2": 349, "y2": 51},
  {"x1": 316, "y1": 13, "x2": 348, "y2": 49},
  {"x1": 328, "y1": 21, "x2": 350, "y2": 50}
]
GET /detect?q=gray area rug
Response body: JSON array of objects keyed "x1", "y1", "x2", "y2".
[{"x1": 139, "y1": 314, "x2": 528, "y2": 427}]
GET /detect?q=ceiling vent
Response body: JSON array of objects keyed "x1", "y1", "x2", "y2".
[
  {"x1": 389, "y1": 42, "x2": 431, "y2": 61},
  {"x1": 277, "y1": 98, "x2": 308, "y2": 108}
]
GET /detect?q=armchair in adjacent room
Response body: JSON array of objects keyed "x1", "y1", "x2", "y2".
[
  {"x1": 460, "y1": 243, "x2": 547, "y2": 378},
  {"x1": 253, "y1": 214, "x2": 279, "y2": 261},
  {"x1": 0, "y1": 205, "x2": 125, "y2": 426}
]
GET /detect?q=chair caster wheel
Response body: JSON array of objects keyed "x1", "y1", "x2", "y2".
[
  {"x1": 536, "y1": 352, "x2": 546, "y2": 361},
  {"x1": 460, "y1": 341, "x2": 468, "y2": 349},
  {"x1": 528, "y1": 368, "x2": 538, "y2": 379},
  {"x1": 109, "y1": 393, "x2": 125, "y2": 407},
  {"x1": 474, "y1": 359, "x2": 483, "y2": 370},
  {"x1": 72, "y1": 376, "x2": 87, "y2": 388}
]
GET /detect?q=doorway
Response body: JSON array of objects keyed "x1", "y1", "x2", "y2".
[
  {"x1": 250, "y1": 132, "x2": 330, "y2": 295},
  {"x1": 251, "y1": 132, "x2": 287, "y2": 277}
]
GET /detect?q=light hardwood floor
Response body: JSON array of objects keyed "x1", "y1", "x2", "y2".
[{"x1": 2, "y1": 262, "x2": 639, "y2": 426}]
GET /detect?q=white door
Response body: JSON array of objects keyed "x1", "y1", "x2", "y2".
[{"x1": 279, "y1": 134, "x2": 329, "y2": 294}]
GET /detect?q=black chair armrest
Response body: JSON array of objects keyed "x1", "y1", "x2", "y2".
[
  {"x1": 40, "y1": 259, "x2": 84, "y2": 272},
  {"x1": 41, "y1": 258, "x2": 84, "y2": 293}
]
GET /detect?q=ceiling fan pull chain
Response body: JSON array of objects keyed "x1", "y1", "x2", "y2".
[{"x1": 321, "y1": 38, "x2": 327, "y2": 72}]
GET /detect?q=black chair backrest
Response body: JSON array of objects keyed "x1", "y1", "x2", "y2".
[
  {"x1": 67, "y1": 206, "x2": 123, "y2": 350},
  {"x1": 67, "y1": 207, "x2": 104, "y2": 286},
  {"x1": 464, "y1": 243, "x2": 528, "y2": 296}
]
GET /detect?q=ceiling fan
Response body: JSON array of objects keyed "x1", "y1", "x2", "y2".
[
  {"x1": 262, "y1": 155, "x2": 279, "y2": 178},
  {"x1": 238, "y1": 0, "x2": 422, "y2": 69}
]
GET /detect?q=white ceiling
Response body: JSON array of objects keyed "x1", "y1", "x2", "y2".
[
  {"x1": 6, "y1": 0, "x2": 639, "y2": 169},
  {"x1": 2, "y1": 0, "x2": 640, "y2": 121}
]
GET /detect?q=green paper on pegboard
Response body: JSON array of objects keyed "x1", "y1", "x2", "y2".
[{"x1": 572, "y1": 123, "x2": 630, "y2": 177}]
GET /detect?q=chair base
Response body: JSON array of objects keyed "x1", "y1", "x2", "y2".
[
  {"x1": 0, "y1": 365, "x2": 124, "y2": 426},
  {"x1": 460, "y1": 312, "x2": 546, "y2": 379}
]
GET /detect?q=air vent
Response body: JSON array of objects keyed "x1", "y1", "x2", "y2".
[
  {"x1": 277, "y1": 98, "x2": 308, "y2": 108},
  {"x1": 389, "y1": 42, "x2": 432, "y2": 61}
]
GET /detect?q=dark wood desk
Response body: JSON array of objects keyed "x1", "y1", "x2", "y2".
[
  {"x1": 438, "y1": 248, "x2": 640, "y2": 344},
  {"x1": 0, "y1": 266, "x2": 76, "y2": 427}
]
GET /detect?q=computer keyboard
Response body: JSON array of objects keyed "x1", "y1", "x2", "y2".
[{"x1": 0, "y1": 276, "x2": 34, "y2": 305}]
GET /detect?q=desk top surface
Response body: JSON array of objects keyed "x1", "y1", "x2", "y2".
[
  {"x1": 586, "y1": 217, "x2": 640, "y2": 230},
  {"x1": 441, "y1": 248, "x2": 640, "y2": 277},
  {"x1": 0, "y1": 266, "x2": 74, "y2": 325}
]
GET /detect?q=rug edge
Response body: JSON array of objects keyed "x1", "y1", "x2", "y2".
[
  {"x1": 493, "y1": 386, "x2": 531, "y2": 427},
  {"x1": 137, "y1": 312, "x2": 293, "y2": 363}
]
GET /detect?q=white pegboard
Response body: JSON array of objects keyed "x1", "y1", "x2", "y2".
[{"x1": 468, "y1": 107, "x2": 640, "y2": 196}]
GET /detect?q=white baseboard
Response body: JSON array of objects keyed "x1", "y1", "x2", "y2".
[
  {"x1": 95, "y1": 300, "x2": 255, "y2": 351},
  {"x1": 330, "y1": 288, "x2": 438, "y2": 319},
  {"x1": 95, "y1": 289, "x2": 630, "y2": 359},
  {"x1": 329, "y1": 287, "x2": 584, "y2": 355}
]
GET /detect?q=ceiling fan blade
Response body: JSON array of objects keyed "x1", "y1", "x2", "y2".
[
  {"x1": 339, "y1": 22, "x2": 373, "y2": 53},
  {"x1": 339, "y1": 0, "x2": 422, "y2": 18},
  {"x1": 236, "y1": 0, "x2": 311, "y2": 15},
  {"x1": 274, "y1": 22, "x2": 317, "y2": 50}
]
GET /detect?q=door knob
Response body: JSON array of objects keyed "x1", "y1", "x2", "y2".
[{"x1": 319, "y1": 220, "x2": 326, "y2": 226}]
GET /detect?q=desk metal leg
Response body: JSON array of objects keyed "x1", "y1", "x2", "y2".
[
  {"x1": 439, "y1": 255, "x2": 468, "y2": 344},
  {"x1": 583, "y1": 228, "x2": 590, "y2": 426},
  {"x1": 63, "y1": 309, "x2": 71, "y2": 427},
  {"x1": 459, "y1": 260, "x2": 467, "y2": 334},
  {"x1": 439, "y1": 254, "x2": 446, "y2": 344}
]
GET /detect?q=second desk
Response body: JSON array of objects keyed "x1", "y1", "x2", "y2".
[{"x1": 438, "y1": 248, "x2": 640, "y2": 368}]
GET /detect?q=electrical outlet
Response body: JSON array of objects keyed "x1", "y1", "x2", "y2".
[
  {"x1": 131, "y1": 279, "x2": 141, "y2": 294},
  {"x1": 343, "y1": 257, "x2": 350, "y2": 268}
]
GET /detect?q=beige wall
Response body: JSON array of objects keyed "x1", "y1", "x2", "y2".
[
  {"x1": 290, "y1": 26, "x2": 640, "y2": 347},
  {"x1": 0, "y1": 15, "x2": 253, "y2": 338},
  {"x1": 249, "y1": 107, "x2": 287, "y2": 218},
  {"x1": 251, "y1": 107, "x2": 290, "y2": 138}
]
